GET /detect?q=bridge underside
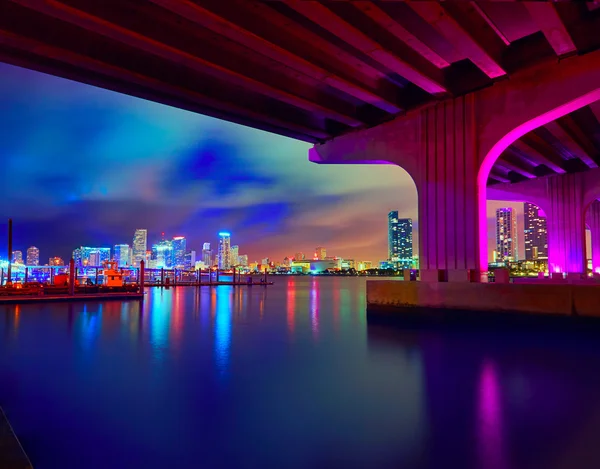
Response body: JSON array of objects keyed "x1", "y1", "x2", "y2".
[{"x1": 2, "y1": 1, "x2": 600, "y2": 144}]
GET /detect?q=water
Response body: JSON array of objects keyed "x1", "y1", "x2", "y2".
[{"x1": 1, "y1": 277, "x2": 600, "y2": 469}]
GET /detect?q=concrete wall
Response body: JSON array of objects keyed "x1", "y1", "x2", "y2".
[{"x1": 367, "y1": 280, "x2": 600, "y2": 317}]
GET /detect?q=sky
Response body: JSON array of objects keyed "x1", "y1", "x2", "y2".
[{"x1": 0, "y1": 63, "x2": 417, "y2": 264}]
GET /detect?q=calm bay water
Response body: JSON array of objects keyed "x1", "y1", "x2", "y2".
[{"x1": 1, "y1": 277, "x2": 600, "y2": 468}]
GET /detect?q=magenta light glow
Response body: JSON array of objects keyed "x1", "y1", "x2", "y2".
[{"x1": 478, "y1": 88, "x2": 600, "y2": 272}]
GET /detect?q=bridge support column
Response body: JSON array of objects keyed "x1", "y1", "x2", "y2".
[
  {"x1": 545, "y1": 175, "x2": 586, "y2": 275},
  {"x1": 417, "y1": 96, "x2": 482, "y2": 282},
  {"x1": 586, "y1": 201, "x2": 600, "y2": 274}
]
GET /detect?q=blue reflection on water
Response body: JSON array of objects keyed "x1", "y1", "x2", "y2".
[
  {"x1": 150, "y1": 290, "x2": 170, "y2": 360},
  {"x1": 214, "y1": 286, "x2": 233, "y2": 377}
]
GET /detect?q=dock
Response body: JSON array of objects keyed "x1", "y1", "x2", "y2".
[
  {"x1": 0, "y1": 292, "x2": 143, "y2": 305},
  {"x1": 0, "y1": 407, "x2": 33, "y2": 469}
]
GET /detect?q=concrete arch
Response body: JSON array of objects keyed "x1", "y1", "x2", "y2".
[{"x1": 477, "y1": 88, "x2": 600, "y2": 272}]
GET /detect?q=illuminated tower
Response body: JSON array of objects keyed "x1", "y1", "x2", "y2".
[
  {"x1": 12, "y1": 251, "x2": 23, "y2": 264},
  {"x1": 202, "y1": 242, "x2": 212, "y2": 267},
  {"x1": 113, "y1": 244, "x2": 130, "y2": 267},
  {"x1": 132, "y1": 229, "x2": 147, "y2": 267},
  {"x1": 524, "y1": 203, "x2": 547, "y2": 260},
  {"x1": 496, "y1": 208, "x2": 518, "y2": 262},
  {"x1": 26, "y1": 246, "x2": 39, "y2": 266},
  {"x1": 218, "y1": 232, "x2": 231, "y2": 269},
  {"x1": 172, "y1": 236, "x2": 187, "y2": 268},
  {"x1": 388, "y1": 211, "x2": 413, "y2": 268},
  {"x1": 315, "y1": 247, "x2": 326, "y2": 260},
  {"x1": 230, "y1": 245, "x2": 239, "y2": 266}
]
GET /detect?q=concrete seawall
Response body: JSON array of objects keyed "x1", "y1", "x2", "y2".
[{"x1": 367, "y1": 281, "x2": 600, "y2": 317}]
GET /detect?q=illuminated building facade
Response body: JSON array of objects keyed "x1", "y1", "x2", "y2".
[
  {"x1": 49, "y1": 257, "x2": 64, "y2": 266},
  {"x1": 73, "y1": 247, "x2": 111, "y2": 267},
  {"x1": 496, "y1": 207, "x2": 518, "y2": 262},
  {"x1": 315, "y1": 247, "x2": 326, "y2": 260},
  {"x1": 114, "y1": 244, "x2": 130, "y2": 267},
  {"x1": 230, "y1": 245, "x2": 239, "y2": 266},
  {"x1": 202, "y1": 243, "x2": 212, "y2": 267},
  {"x1": 26, "y1": 246, "x2": 39, "y2": 266},
  {"x1": 12, "y1": 251, "x2": 23, "y2": 264},
  {"x1": 132, "y1": 229, "x2": 147, "y2": 267},
  {"x1": 238, "y1": 254, "x2": 248, "y2": 267},
  {"x1": 218, "y1": 232, "x2": 231, "y2": 269},
  {"x1": 172, "y1": 236, "x2": 186, "y2": 268},
  {"x1": 524, "y1": 203, "x2": 547, "y2": 260},
  {"x1": 184, "y1": 250, "x2": 196, "y2": 270},
  {"x1": 388, "y1": 211, "x2": 413, "y2": 268},
  {"x1": 294, "y1": 252, "x2": 305, "y2": 261},
  {"x1": 151, "y1": 240, "x2": 173, "y2": 268}
]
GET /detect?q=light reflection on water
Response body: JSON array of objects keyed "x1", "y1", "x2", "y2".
[{"x1": 0, "y1": 277, "x2": 600, "y2": 469}]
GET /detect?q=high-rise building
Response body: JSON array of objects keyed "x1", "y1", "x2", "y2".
[
  {"x1": 113, "y1": 244, "x2": 131, "y2": 267},
  {"x1": 496, "y1": 207, "x2": 518, "y2": 262},
  {"x1": 151, "y1": 240, "x2": 173, "y2": 268},
  {"x1": 73, "y1": 247, "x2": 111, "y2": 267},
  {"x1": 524, "y1": 203, "x2": 547, "y2": 260},
  {"x1": 218, "y1": 232, "x2": 231, "y2": 269},
  {"x1": 184, "y1": 250, "x2": 196, "y2": 270},
  {"x1": 315, "y1": 247, "x2": 326, "y2": 260},
  {"x1": 172, "y1": 236, "x2": 187, "y2": 268},
  {"x1": 294, "y1": 252, "x2": 305, "y2": 261},
  {"x1": 12, "y1": 251, "x2": 23, "y2": 264},
  {"x1": 202, "y1": 243, "x2": 212, "y2": 267},
  {"x1": 238, "y1": 254, "x2": 248, "y2": 267},
  {"x1": 388, "y1": 212, "x2": 413, "y2": 267},
  {"x1": 26, "y1": 246, "x2": 39, "y2": 266},
  {"x1": 230, "y1": 245, "x2": 239, "y2": 266},
  {"x1": 132, "y1": 229, "x2": 147, "y2": 267},
  {"x1": 49, "y1": 257, "x2": 64, "y2": 266}
]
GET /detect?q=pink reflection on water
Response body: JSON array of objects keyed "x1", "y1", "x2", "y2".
[
  {"x1": 287, "y1": 280, "x2": 295, "y2": 335},
  {"x1": 477, "y1": 360, "x2": 509, "y2": 469},
  {"x1": 310, "y1": 279, "x2": 319, "y2": 339}
]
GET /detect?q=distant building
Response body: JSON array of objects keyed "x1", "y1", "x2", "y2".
[
  {"x1": 202, "y1": 243, "x2": 212, "y2": 267},
  {"x1": 261, "y1": 257, "x2": 270, "y2": 266},
  {"x1": 218, "y1": 232, "x2": 231, "y2": 269},
  {"x1": 230, "y1": 245, "x2": 239, "y2": 266},
  {"x1": 357, "y1": 261, "x2": 372, "y2": 271},
  {"x1": 315, "y1": 247, "x2": 326, "y2": 260},
  {"x1": 388, "y1": 211, "x2": 413, "y2": 268},
  {"x1": 132, "y1": 229, "x2": 147, "y2": 267},
  {"x1": 12, "y1": 251, "x2": 23, "y2": 264},
  {"x1": 238, "y1": 254, "x2": 248, "y2": 267},
  {"x1": 294, "y1": 252, "x2": 305, "y2": 261},
  {"x1": 172, "y1": 236, "x2": 187, "y2": 268},
  {"x1": 26, "y1": 246, "x2": 39, "y2": 266},
  {"x1": 524, "y1": 203, "x2": 547, "y2": 260},
  {"x1": 151, "y1": 240, "x2": 173, "y2": 268},
  {"x1": 73, "y1": 247, "x2": 111, "y2": 267},
  {"x1": 496, "y1": 207, "x2": 518, "y2": 262},
  {"x1": 49, "y1": 257, "x2": 64, "y2": 266},
  {"x1": 184, "y1": 250, "x2": 196, "y2": 270},
  {"x1": 113, "y1": 244, "x2": 130, "y2": 267},
  {"x1": 310, "y1": 259, "x2": 341, "y2": 272}
]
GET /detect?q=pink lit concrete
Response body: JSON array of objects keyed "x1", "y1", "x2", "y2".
[
  {"x1": 586, "y1": 201, "x2": 600, "y2": 273},
  {"x1": 312, "y1": 49, "x2": 600, "y2": 281},
  {"x1": 367, "y1": 281, "x2": 600, "y2": 318}
]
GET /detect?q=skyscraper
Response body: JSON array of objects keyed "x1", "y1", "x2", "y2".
[
  {"x1": 26, "y1": 246, "x2": 39, "y2": 266},
  {"x1": 132, "y1": 229, "x2": 147, "y2": 267},
  {"x1": 184, "y1": 250, "x2": 196, "y2": 270},
  {"x1": 496, "y1": 207, "x2": 518, "y2": 262},
  {"x1": 315, "y1": 247, "x2": 326, "y2": 260},
  {"x1": 114, "y1": 244, "x2": 131, "y2": 267},
  {"x1": 388, "y1": 211, "x2": 413, "y2": 267},
  {"x1": 172, "y1": 236, "x2": 187, "y2": 268},
  {"x1": 12, "y1": 251, "x2": 23, "y2": 264},
  {"x1": 151, "y1": 240, "x2": 173, "y2": 268},
  {"x1": 218, "y1": 232, "x2": 231, "y2": 269},
  {"x1": 202, "y1": 243, "x2": 212, "y2": 267},
  {"x1": 73, "y1": 247, "x2": 111, "y2": 267},
  {"x1": 238, "y1": 254, "x2": 248, "y2": 267},
  {"x1": 294, "y1": 252, "x2": 305, "y2": 261},
  {"x1": 230, "y1": 245, "x2": 239, "y2": 266},
  {"x1": 524, "y1": 203, "x2": 547, "y2": 260}
]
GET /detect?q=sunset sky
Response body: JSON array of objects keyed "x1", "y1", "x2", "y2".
[{"x1": 0, "y1": 62, "x2": 533, "y2": 264}]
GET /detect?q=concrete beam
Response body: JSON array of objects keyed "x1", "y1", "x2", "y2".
[
  {"x1": 512, "y1": 136, "x2": 567, "y2": 174},
  {"x1": 544, "y1": 120, "x2": 598, "y2": 169},
  {"x1": 524, "y1": 3, "x2": 577, "y2": 57},
  {"x1": 148, "y1": 0, "x2": 402, "y2": 115},
  {"x1": 352, "y1": 1, "x2": 450, "y2": 69},
  {"x1": 557, "y1": 114, "x2": 600, "y2": 167},
  {"x1": 283, "y1": 0, "x2": 448, "y2": 95},
  {"x1": 9, "y1": 0, "x2": 363, "y2": 128},
  {"x1": 409, "y1": 2, "x2": 506, "y2": 79},
  {"x1": 0, "y1": 30, "x2": 330, "y2": 142}
]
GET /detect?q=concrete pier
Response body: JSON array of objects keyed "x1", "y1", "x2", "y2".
[
  {"x1": 367, "y1": 280, "x2": 600, "y2": 318},
  {"x1": 0, "y1": 407, "x2": 33, "y2": 469}
]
